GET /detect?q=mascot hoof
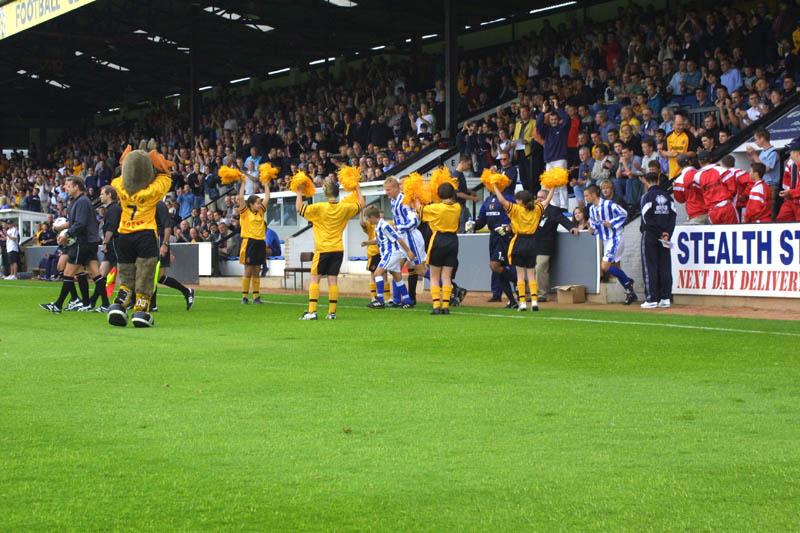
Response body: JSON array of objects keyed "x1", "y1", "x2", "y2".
[
  {"x1": 107, "y1": 304, "x2": 128, "y2": 327},
  {"x1": 132, "y1": 311, "x2": 154, "y2": 328}
]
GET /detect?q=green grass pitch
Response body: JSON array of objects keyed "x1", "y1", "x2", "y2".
[{"x1": 1, "y1": 282, "x2": 799, "y2": 531}]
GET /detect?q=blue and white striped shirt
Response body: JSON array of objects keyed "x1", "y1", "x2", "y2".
[
  {"x1": 589, "y1": 199, "x2": 627, "y2": 242},
  {"x1": 375, "y1": 218, "x2": 401, "y2": 258},
  {"x1": 391, "y1": 193, "x2": 419, "y2": 234}
]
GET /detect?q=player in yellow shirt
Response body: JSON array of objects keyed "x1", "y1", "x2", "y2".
[
  {"x1": 415, "y1": 183, "x2": 461, "y2": 314},
  {"x1": 491, "y1": 183, "x2": 555, "y2": 311},
  {"x1": 296, "y1": 180, "x2": 364, "y2": 320},
  {"x1": 237, "y1": 182, "x2": 270, "y2": 305}
]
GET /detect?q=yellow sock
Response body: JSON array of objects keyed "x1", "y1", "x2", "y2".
[
  {"x1": 328, "y1": 285, "x2": 339, "y2": 314},
  {"x1": 517, "y1": 281, "x2": 527, "y2": 303},
  {"x1": 242, "y1": 276, "x2": 251, "y2": 298},
  {"x1": 369, "y1": 281, "x2": 377, "y2": 299},
  {"x1": 384, "y1": 284, "x2": 391, "y2": 301},
  {"x1": 308, "y1": 283, "x2": 319, "y2": 313},
  {"x1": 442, "y1": 286, "x2": 452, "y2": 309},
  {"x1": 431, "y1": 286, "x2": 441, "y2": 308},
  {"x1": 528, "y1": 281, "x2": 538, "y2": 301},
  {"x1": 252, "y1": 277, "x2": 260, "y2": 299}
]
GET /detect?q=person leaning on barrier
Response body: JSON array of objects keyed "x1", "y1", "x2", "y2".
[{"x1": 532, "y1": 189, "x2": 578, "y2": 302}]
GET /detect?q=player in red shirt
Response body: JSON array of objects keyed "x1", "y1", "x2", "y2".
[
  {"x1": 672, "y1": 153, "x2": 707, "y2": 224},
  {"x1": 720, "y1": 155, "x2": 752, "y2": 219},
  {"x1": 692, "y1": 150, "x2": 738, "y2": 224},
  {"x1": 777, "y1": 138, "x2": 800, "y2": 222},
  {"x1": 743, "y1": 163, "x2": 772, "y2": 223}
]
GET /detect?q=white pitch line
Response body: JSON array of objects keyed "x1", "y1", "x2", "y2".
[{"x1": 3, "y1": 282, "x2": 799, "y2": 338}]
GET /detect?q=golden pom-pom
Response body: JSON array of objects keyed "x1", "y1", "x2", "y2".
[
  {"x1": 341, "y1": 191, "x2": 360, "y2": 204},
  {"x1": 337, "y1": 166, "x2": 363, "y2": 191},
  {"x1": 480, "y1": 168, "x2": 512, "y2": 193},
  {"x1": 258, "y1": 163, "x2": 279, "y2": 185},
  {"x1": 429, "y1": 166, "x2": 459, "y2": 202},
  {"x1": 289, "y1": 171, "x2": 316, "y2": 197},
  {"x1": 219, "y1": 165, "x2": 244, "y2": 185},
  {"x1": 539, "y1": 167, "x2": 569, "y2": 190},
  {"x1": 402, "y1": 172, "x2": 431, "y2": 206}
]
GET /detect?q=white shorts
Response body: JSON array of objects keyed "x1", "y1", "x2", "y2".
[
  {"x1": 378, "y1": 249, "x2": 406, "y2": 273},
  {"x1": 403, "y1": 229, "x2": 426, "y2": 266},
  {"x1": 602, "y1": 237, "x2": 624, "y2": 263}
]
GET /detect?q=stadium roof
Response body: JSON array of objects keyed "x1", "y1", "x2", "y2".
[{"x1": 0, "y1": 0, "x2": 595, "y2": 121}]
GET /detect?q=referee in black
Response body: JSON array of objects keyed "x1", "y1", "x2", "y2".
[
  {"x1": 91, "y1": 185, "x2": 121, "y2": 311},
  {"x1": 149, "y1": 200, "x2": 195, "y2": 311},
  {"x1": 41, "y1": 176, "x2": 106, "y2": 313},
  {"x1": 639, "y1": 172, "x2": 677, "y2": 309}
]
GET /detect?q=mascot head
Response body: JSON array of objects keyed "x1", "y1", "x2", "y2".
[{"x1": 119, "y1": 139, "x2": 172, "y2": 195}]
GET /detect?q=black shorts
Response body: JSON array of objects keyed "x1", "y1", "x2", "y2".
[
  {"x1": 312, "y1": 251, "x2": 343, "y2": 276},
  {"x1": 489, "y1": 233, "x2": 511, "y2": 264},
  {"x1": 509, "y1": 234, "x2": 536, "y2": 268},
  {"x1": 7, "y1": 250, "x2": 19, "y2": 265},
  {"x1": 428, "y1": 232, "x2": 459, "y2": 268},
  {"x1": 67, "y1": 242, "x2": 99, "y2": 266},
  {"x1": 243, "y1": 238, "x2": 267, "y2": 266},
  {"x1": 117, "y1": 230, "x2": 159, "y2": 263},
  {"x1": 367, "y1": 254, "x2": 380, "y2": 272},
  {"x1": 103, "y1": 239, "x2": 119, "y2": 266}
]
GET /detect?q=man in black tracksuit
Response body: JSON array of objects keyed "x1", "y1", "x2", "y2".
[
  {"x1": 639, "y1": 172, "x2": 677, "y2": 309},
  {"x1": 41, "y1": 176, "x2": 106, "y2": 313},
  {"x1": 533, "y1": 191, "x2": 578, "y2": 301}
]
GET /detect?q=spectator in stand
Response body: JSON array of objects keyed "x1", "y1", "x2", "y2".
[
  {"x1": 535, "y1": 96, "x2": 571, "y2": 208},
  {"x1": 511, "y1": 104, "x2": 537, "y2": 192},
  {"x1": 661, "y1": 113, "x2": 697, "y2": 180},
  {"x1": 745, "y1": 128, "x2": 781, "y2": 220},
  {"x1": 592, "y1": 143, "x2": 617, "y2": 185},
  {"x1": 573, "y1": 146, "x2": 595, "y2": 208}
]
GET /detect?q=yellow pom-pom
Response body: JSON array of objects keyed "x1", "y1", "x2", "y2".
[
  {"x1": 429, "y1": 166, "x2": 459, "y2": 202},
  {"x1": 539, "y1": 167, "x2": 569, "y2": 190},
  {"x1": 219, "y1": 165, "x2": 243, "y2": 185},
  {"x1": 258, "y1": 163, "x2": 279, "y2": 185},
  {"x1": 480, "y1": 169, "x2": 511, "y2": 194},
  {"x1": 337, "y1": 166, "x2": 363, "y2": 191},
  {"x1": 341, "y1": 191, "x2": 359, "y2": 204},
  {"x1": 402, "y1": 172, "x2": 431, "y2": 206},
  {"x1": 289, "y1": 171, "x2": 316, "y2": 197}
]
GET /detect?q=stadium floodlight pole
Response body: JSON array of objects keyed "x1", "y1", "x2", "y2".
[
  {"x1": 189, "y1": 4, "x2": 200, "y2": 136},
  {"x1": 444, "y1": 0, "x2": 458, "y2": 141}
]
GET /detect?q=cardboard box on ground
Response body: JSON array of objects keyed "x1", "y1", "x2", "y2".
[{"x1": 556, "y1": 285, "x2": 586, "y2": 304}]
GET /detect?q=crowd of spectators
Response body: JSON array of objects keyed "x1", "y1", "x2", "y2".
[{"x1": 453, "y1": 0, "x2": 800, "y2": 218}]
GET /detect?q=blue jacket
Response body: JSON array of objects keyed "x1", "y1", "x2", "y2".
[
  {"x1": 475, "y1": 193, "x2": 514, "y2": 232},
  {"x1": 265, "y1": 228, "x2": 282, "y2": 257},
  {"x1": 640, "y1": 186, "x2": 676, "y2": 239},
  {"x1": 536, "y1": 108, "x2": 570, "y2": 163}
]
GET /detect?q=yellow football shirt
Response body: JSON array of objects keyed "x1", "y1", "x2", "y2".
[
  {"x1": 505, "y1": 202, "x2": 544, "y2": 235},
  {"x1": 362, "y1": 221, "x2": 379, "y2": 258},
  {"x1": 666, "y1": 131, "x2": 690, "y2": 179},
  {"x1": 300, "y1": 200, "x2": 360, "y2": 253},
  {"x1": 420, "y1": 202, "x2": 461, "y2": 232},
  {"x1": 112, "y1": 174, "x2": 172, "y2": 234},
  {"x1": 238, "y1": 205, "x2": 266, "y2": 240}
]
